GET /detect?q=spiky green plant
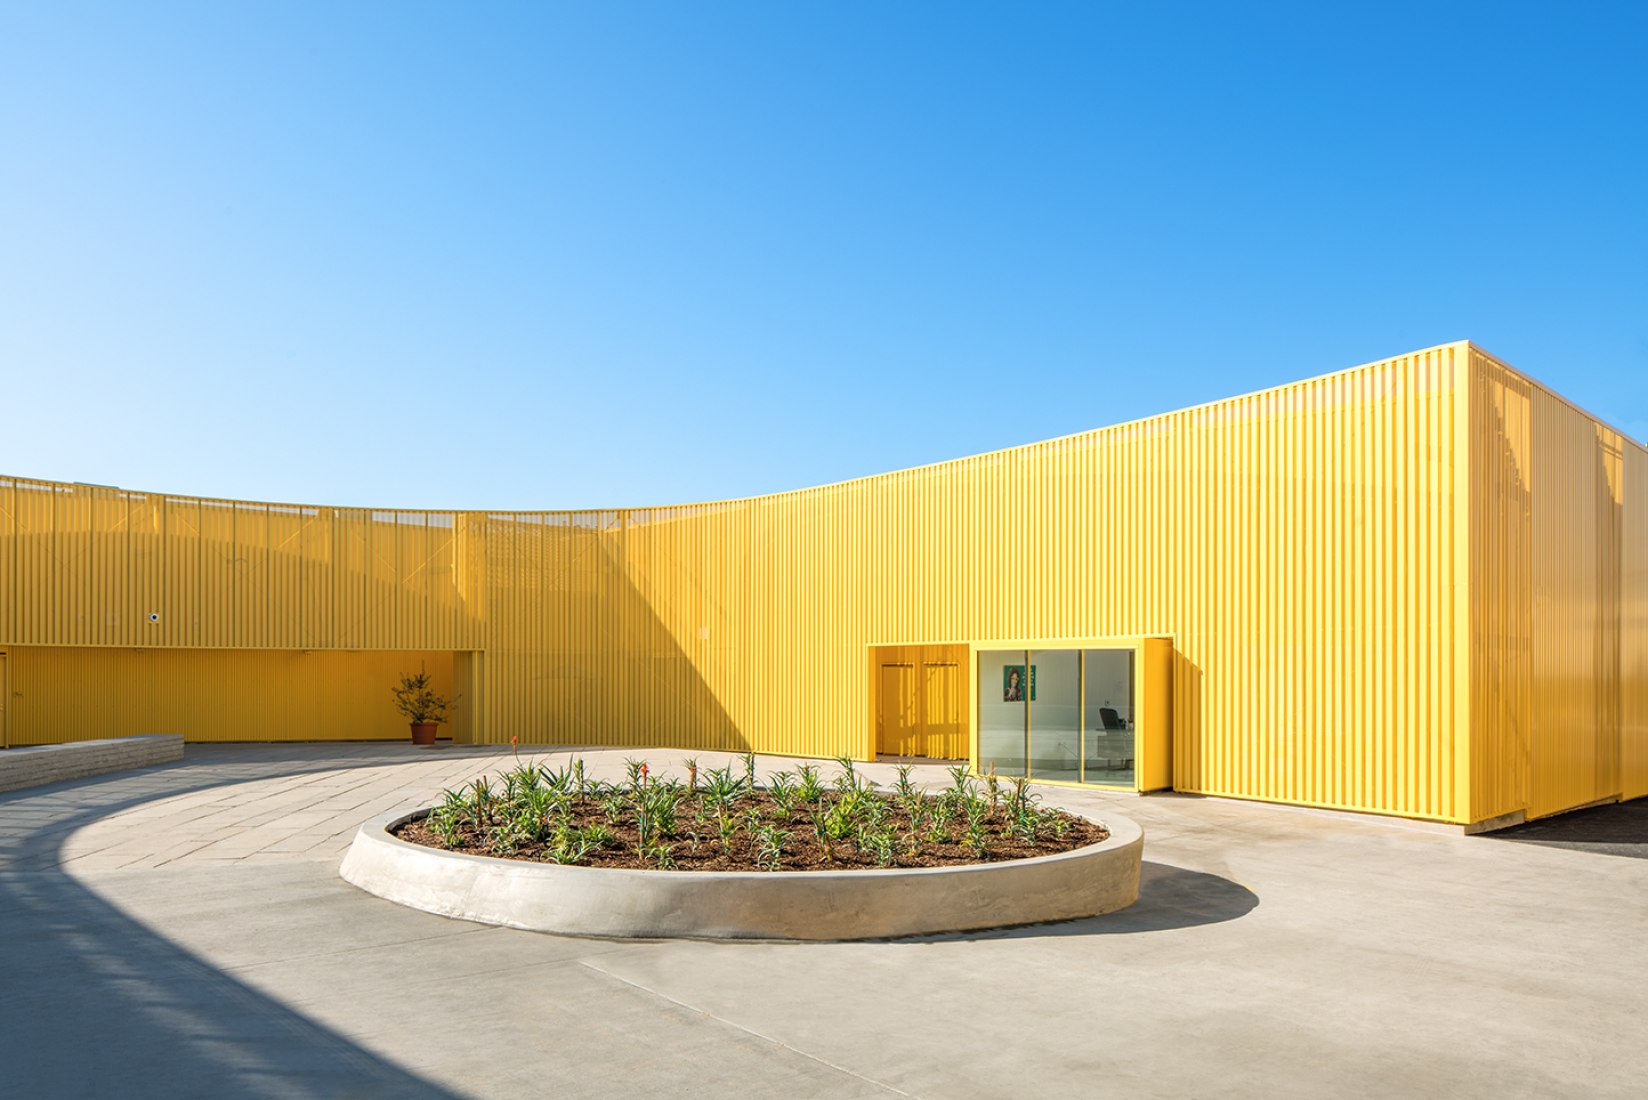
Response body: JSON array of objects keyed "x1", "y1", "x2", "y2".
[
  {"x1": 796, "y1": 763, "x2": 826, "y2": 803},
  {"x1": 753, "y1": 823, "x2": 789, "y2": 871},
  {"x1": 893, "y1": 765, "x2": 917, "y2": 800},
  {"x1": 858, "y1": 824, "x2": 897, "y2": 867},
  {"x1": 701, "y1": 765, "x2": 742, "y2": 808},
  {"x1": 767, "y1": 771, "x2": 800, "y2": 817},
  {"x1": 963, "y1": 797, "x2": 991, "y2": 857}
]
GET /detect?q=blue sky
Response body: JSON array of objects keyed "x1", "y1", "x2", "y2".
[{"x1": 2, "y1": 2, "x2": 1644, "y2": 510}]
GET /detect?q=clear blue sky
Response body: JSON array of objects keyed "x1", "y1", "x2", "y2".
[{"x1": 3, "y1": 2, "x2": 1644, "y2": 510}]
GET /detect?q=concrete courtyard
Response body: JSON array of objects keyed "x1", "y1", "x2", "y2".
[{"x1": 2, "y1": 743, "x2": 1643, "y2": 1099}]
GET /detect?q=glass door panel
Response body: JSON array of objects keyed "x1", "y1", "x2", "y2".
[
  {"x1": 1083, "y1": 648, "x2": 1136, "y2": 787},
  {"x1": 977, "y1": 649, "x2": 1028, "y2": 776},
  {"x1": 1029, "y1": 648, "x2": 1080, "y2": 783}
]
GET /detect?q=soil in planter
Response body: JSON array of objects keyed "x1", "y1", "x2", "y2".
[{"x1": 394, "y1": 783, "x2": 1109, "y2": 872}]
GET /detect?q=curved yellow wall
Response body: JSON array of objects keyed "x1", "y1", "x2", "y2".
[{"x1": 2, "y1": 339, "x2": 1642, "y2": 825}]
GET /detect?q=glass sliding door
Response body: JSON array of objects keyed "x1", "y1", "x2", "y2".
[
  {"x1": 977, "y1": 649, "x2": 1028, "y2": 776},
  {"x1": 975, "y1": 643, "x2": 1141, "y2": 790},
  {"x1": 1082, "y1": 648, "x2": 1136, "y2": 788},
  {"x1": 1029, "y1": 648, "x2": 1080, "y2": 783}
]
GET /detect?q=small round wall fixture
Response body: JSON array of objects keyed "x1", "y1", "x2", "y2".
[{"x1": 339, "y1": 808, "x2": 1143, "y2": 940}]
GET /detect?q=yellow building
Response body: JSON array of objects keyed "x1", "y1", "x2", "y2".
[{"x1": 1, "y1": 341, "x2": 1643, "y2": 829}]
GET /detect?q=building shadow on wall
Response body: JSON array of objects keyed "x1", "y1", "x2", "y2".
[
  {"x1": 568, "y1": 519, "x2": 747, "y2": 751},
  {"x1": 0, "y1": 757, "x2": 460, "y2": 1098}
]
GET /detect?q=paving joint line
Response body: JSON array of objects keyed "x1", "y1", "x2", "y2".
[{"x1": 579, "y1": 960, "x2": 915, "y2": 1097}]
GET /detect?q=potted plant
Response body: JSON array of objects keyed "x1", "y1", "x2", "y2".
[{"x1": 392, "y1": 668, "x2": 457, "y2": 746}]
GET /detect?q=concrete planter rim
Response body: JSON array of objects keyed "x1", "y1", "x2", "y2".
[{"x1": 341, "y1": 804, "x2": 1143, "y2": 940}]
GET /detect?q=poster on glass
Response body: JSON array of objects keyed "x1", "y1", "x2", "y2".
[{"x1": 1002, "y1": 665, "x2": 1036, "y2": 702}]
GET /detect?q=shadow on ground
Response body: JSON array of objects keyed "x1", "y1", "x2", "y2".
[
  {"x1": 910, "y1": 860, "x2": 1259, "y2": 943},
  {"x1": 1485, "y1": 798, "x2": 1648, "y2": 860},
  {"x1": 0, "y1": 748, "x2": 462, "y2": 1099}
]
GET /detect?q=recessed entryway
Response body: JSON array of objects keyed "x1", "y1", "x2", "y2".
[{"x1": 870, "y1": 644, "x2": 969, "y2": 759}]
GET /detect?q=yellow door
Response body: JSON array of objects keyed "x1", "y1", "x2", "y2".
[
  {"x1": 923, "y1": 659, "x2": 963, "y2": 757},
  {"x1": 877, "y1": 662, "x2": 918, "y2": 755},
  {"x1": 0, "y1": 653, "x2": 6, "y2": 747}
]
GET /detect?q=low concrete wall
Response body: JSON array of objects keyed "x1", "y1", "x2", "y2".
[
  {"x1": 0, "y1": 735, "x2": 185, "y2": 794},
  {"x1": 340, "y1": 809, "x2": 1143, "y2": 940}
]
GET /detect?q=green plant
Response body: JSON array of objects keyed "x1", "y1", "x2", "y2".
[
  {"x1": 504, "y1": 762, "x2": 540, "y2": 801},
  {"x1": 1005, "y1": 776, "x2": 1043, "y2": 841},
  {"x1": 635, "y1": 781, "x2": 683, "y2": 844},
  {"x1": 752, "y1": 823, "x2": 789, "y2": 871},
  {"x1": 468, "y1": 777, "x2": 495, "y2": 827},
  {"x1": 546, "y1": 824, "x2": 595, "y2": 864},
  {"x1": 963, "y1": 798, "x2": 991, "y2": 857},
  {"x1": 598, "y1": 790, "x2": 628, "y2": 826},
  {"x1": 821, "y1": 798, "x2": 857, "y2": 844},
  {"x1": 715, "y1": 808, "x2": 739, "y2": 846},
  {"x1": 740, "y1": 751, "x2": 758, "y2": 791},
  {"x1": 767, "y1": 771, "x2": 800, "y2": 816},
  {"x1": 925, "y1": 798, "x2": 955, "y2": 844},
  {"x1": 797, "y1": 764, "x2": 826, "y2": 803},
  {"x1": 893, "y1": 765, "x2": 917, "y2": 800},
  {"x1": 701, "y1": 765, "x2": 743, "y2": 808},
  {"x1": 858, "y1": 824, "x2": 897, "y2": 867},
  {"x1": 390, "y1": 667, "x2": 458, "y2": 724}
]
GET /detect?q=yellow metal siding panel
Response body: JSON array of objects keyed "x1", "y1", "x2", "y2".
[
  {"x1": 1467, "y1": 347, "x2": 1639, "y2": 821},
  {"x1": 1623, "y1": 445, "x2": 1648, "y2": 800},
  {"x1": 4, "y1": 646, "x2": 456, "y2": 743},
  {"x1": 0, "y1": 479, "x2": 14, "y2": 644}
]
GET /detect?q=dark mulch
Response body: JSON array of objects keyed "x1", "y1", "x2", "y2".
[{"x1": 393, "y1": 791, "x2": 1109, "y2": 872}]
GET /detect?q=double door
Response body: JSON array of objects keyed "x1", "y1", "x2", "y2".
[{"x1": 875, "y1": 644, "x2": 968, "y2": 759}]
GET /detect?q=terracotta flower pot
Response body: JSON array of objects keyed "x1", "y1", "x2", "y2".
[{"x1": 409, "y1": 721, "x2": 439, "y2": 746}]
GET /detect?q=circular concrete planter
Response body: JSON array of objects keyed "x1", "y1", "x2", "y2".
[{"x1": 339, "y1": 808, "x2": 1143, "y2": 941}]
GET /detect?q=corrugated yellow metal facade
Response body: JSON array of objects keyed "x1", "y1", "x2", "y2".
[
  {"x1": 1624, "y1": 444, "x2": 1648, "y2": 801},
  {"x1": 4, "y1": 647, "x2": 462, "y2": 744},
  {"x1": 2, "y1": 340, "x2": 1642, "y2": 824},
  {"x1": 1467, "y1": 347, "x2": 1648, "y2": 820}
]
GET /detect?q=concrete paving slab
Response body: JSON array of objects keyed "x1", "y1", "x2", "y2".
[{"x1": 2, "y1": 743, "x2": 1645, "y2": 1098}]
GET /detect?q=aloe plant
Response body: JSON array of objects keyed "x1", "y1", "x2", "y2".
[
  {"x1": 767, "y1": 770, "x2": 799, "y2": 816},
  {"x1": 700, "y1": 765, "x2": 743, "y2": 808},
  {"x1": 796, "y1": 764, "x2": 825, "y2": 803},
  {"x1": 752, "y1": 823, "x2": 789, "y2": 871}
]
